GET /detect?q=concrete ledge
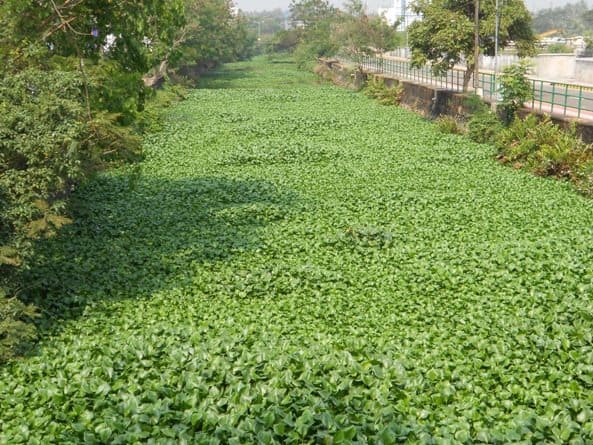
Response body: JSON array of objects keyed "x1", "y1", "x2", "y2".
[{"x1": 378, "y1": 74, "x2": 468, "y2": 118}]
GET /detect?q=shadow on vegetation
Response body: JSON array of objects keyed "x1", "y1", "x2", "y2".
[
  {"x1": 198, "y1": 65, "x2": 256, "y2": 89},
  {"x1": 20, "y1": 174, "x2": 294, "y2": 332}
]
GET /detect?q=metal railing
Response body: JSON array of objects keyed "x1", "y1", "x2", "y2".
[{"x1": 359, "y1": 55, "x2": 593, "y2": 120}]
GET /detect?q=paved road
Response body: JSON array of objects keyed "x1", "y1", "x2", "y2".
[{"x1": 527, "y1": 82, "x2": 593, "y2": 121}]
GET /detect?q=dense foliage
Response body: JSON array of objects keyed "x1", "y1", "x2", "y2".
[
  {"x1": 0, "y1": 69, "x2": 90, "y2": 264},
  {"x1": 335, "y1": 0, "x2": 401, "y2": 72},
  {"x1": 4, "y1": 58, "x2": 593, "y2": 442},
  {"x1": 245, "y1": 9, "x2": 287, "y2": 37}
]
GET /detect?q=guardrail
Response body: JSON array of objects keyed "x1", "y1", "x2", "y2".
[{"x1": 359, "y1": 55, "x2": 593, "y2": 121}]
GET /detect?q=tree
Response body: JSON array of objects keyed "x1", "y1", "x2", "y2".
[
  {"x1": 408, "y1": 0, "x2": 535, "y2": 91},
  {"x1": 245, "y1": 9, "x2": 287, "y2": 37},
  {"x1": 289, "y1": 0, "x2": 340, "y2": 67},
  {"x1": 151, "y1": 0, "x2": 254, "y2": 83},
  {"x1": 584, "y1": 9, "x2": 593, "y2": 31},
  {"x1": 498, "y1": 60, "x2": 533, "y2": 123},
  {"x1": 289, "y1": 0, "x2": 336, "y2": 28},
  {"x1": 336, "y1": 0, "x2": 401, "y2": 71}
]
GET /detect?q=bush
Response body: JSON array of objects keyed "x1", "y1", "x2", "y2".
[
  {"x1": 0, "y1": 68, "x2": 94, "y2": 362},
  {"x1": 468, "y1": 110, "x2": 503, "y2": 144},
  {"x1": 266, "y1": 30, "x2": 300, "y2": 55},
  {"x1": 364, "y1": 75, "x2": 403, "y2": 105},
  {"x1": 435, "y1": 115, "x2": 463, "y2": 134},
  {"x1": 574, "y1": 160, "x2": 593, "y2": 196},
  {"x1": 464, "y1": 93, "x2": 489, "y2": 114},
  {"x1": 499, "y1": 61, "x2": 534, "y2": 124},
  {"x1": 496, "y1": 114, "x2": 593, "y2": 180},
  {"x1": 294, "y1": 40, "x2": 338, "y2": 70},
  {"x1": 545, "y1": 43, "x2": 573, "y2": 54},
  {"x1": 584, "y1": 38, "x2": 593, "y2": 57}
]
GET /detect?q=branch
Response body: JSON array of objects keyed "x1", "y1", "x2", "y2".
[{"x1": 47, "y1": 0, "x2": 93, "y2": 38}]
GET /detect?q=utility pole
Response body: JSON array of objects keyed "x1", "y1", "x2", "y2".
[
  {"x1": 492, "y1": 0, "x2": 500, "y2": 110},
  {"x1": 474, "y1": 0, "x2": 481, "y2": 95}
]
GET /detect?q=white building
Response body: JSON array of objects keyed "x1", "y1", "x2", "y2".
[{"x1": 377, "y1": 0, "x2": 421, "y2": 31}]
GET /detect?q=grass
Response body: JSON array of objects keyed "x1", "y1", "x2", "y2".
[{"x1": 3, "y1": 57, "x2": 593, "y2": 443}]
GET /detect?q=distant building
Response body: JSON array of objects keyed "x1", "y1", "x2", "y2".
[{"x1": 377, "y1": 0, "x2": 421, "y2": 31}]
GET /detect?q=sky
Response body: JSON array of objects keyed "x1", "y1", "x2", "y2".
[{"x1": 234, "y1": 0, "x2": 593, "y2": 12}]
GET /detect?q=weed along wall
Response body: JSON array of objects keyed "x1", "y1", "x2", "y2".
[{"x1": 381, "y1": 76, "x2": 468, "y2": 118}]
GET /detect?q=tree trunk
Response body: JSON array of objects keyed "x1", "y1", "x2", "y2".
[
  {"x1": 143, "y1": 59, "x2": 168, "y2": 89},
  {"x1": 463, "y1": 62, "x2": 474, "y2": 92},
  {"x1": 142, "y1": 28, "x2": 188, "y2": 89}
]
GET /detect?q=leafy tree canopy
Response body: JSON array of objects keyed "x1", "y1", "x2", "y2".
[
  {"x1": 409, "y1": 0, "x2": 535, "y2": 90},
  {"x1": 336, "y1": 0, "x2": 401, "y2": 69},
  {"x1": 0, "y1": 0, "x2": 185, "y2": 72},
  {"x1": 289, "y1": 0, "x2": 337, "y2": 28}
]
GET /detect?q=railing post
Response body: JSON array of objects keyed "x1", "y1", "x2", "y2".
[
  {"x1": 577, "y1": 86, "x2": 583, "y2": 119},
  {"x1": 550, "y1": 83, "x2": 556, "y2": 114},
  {"x1": 563, "y1": 84, "x2": 568, "y2": 117}
]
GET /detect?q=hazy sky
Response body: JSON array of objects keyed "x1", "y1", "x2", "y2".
[{"x1": 234, "y1": 0, "x2": 593, "y2": 12}]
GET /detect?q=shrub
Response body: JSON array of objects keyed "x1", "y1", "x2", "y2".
[
  {"x1": 544, "y1": 43, "x2": 573, "y2": 54},
  {"x1": 266, "y1": 30, "x2": 300, "y2": 55},
  {"x1": 584, "y1": 38, "x2": 593, "y2": 57},
  {"x1": 364, "y1": 75, "x2": 403, "y2": 105},
  {"x1": 464, "y1": 93, "x2": 488, "y2": 113},
  {"x1": 499, "y1": 61, "x2": 534, "y2": 124},
  {"x1": 0, "y1": 68, "x2": 93, "y2": 362},
  {"x1": 435, "y1": 115, "x2": 463, "y2": 134},
  {"x1": 574, "y1": 160, "x2": 593, "y2": 196},
  {"x1": 468, "y1": 110, "x2": 503, "y2": 144},
  {"x1": 496, "y1": 114, "x2": 593, "y2": 181}
]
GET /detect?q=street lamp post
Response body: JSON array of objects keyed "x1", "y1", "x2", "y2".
[
  {"x1": 474, "y1": 0, "x2": 481, "y2": 95},
  {"x1": 492, "y1": 0, "x2": 501, "y2": 110}
]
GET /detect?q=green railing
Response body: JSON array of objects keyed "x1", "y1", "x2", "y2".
[{"x1": 360, "y1": 55, "x2": 593, "y2": 120}]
